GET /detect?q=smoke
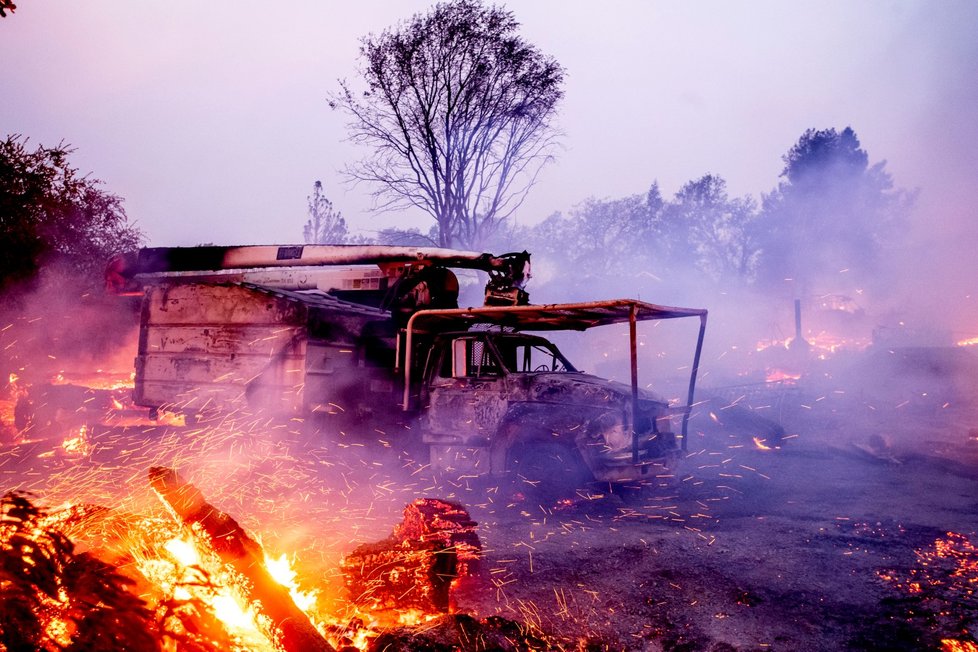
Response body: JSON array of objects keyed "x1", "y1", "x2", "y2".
[
  {"x1": 506, "y1": 119, "x2": 978, "y2": 461},
  {"x1": 0, "y1": 268, "x2": 141, "y2": 384}
]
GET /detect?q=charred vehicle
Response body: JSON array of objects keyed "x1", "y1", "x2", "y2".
[{"x1": 108, "y1": 245, "x2": 707, "y2": 488}]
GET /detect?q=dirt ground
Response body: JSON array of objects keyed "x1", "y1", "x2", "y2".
[
  {"x1": 449, "y1": 389, "x2": 978, "y2": 651},
  {"x1": 3, "y1": 369, "x2": 978, "y2": 652}
]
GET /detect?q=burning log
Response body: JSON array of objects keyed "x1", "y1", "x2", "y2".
[
  {"x1": 148, "y1": 466, "x2": 335, "y2": 652},
  {"x1": 342, "y1": 498, "x2": 481, "y2": 617}
]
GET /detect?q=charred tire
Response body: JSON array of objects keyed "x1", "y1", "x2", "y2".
[{"x1": 506, "y1": 443, "x2": 590, "y2": 505}]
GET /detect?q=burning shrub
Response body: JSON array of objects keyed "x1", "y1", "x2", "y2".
[{"x1": 0, "y1": 491, "x2": 158, "y2": 651}]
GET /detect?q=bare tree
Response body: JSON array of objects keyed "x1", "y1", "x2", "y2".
[
  {"x1": 330, "y1": 0, "x2": 564, "y2": 250},
  {"x1": 302, "y1": 180, "x2": 347, "y2": 244}
]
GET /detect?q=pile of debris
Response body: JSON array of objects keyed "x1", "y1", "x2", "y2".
[{"x1": 0, "y1": 467, "x2": 573, "y2": 652}]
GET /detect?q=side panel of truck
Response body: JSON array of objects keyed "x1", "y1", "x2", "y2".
[
  {"x1": 135, "y1": 282, "x2": 402, "y2": 421},
  {"x1": 135, "y1": 283, "x2": 309, "y2": 413}
]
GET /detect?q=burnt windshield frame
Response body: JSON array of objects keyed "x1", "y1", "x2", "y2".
[{"x1": 486, "y1": 333, "x2": 577, "y2": 374}]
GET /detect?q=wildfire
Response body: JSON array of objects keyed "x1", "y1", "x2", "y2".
[
  {"x1": 0, "y1": 462, "x2": 493, "y2": 652},
  {"x1": 755, "y1": 332, "x2": 871, "y2": 359},
  {"x1": 943, "y1": 639, "x2": 978, "y2": 652},
  {"x1": 140, "y1": 534, "x2": 270, "y2": 649},
  {"x1": 957, "y1": 336, "x2": 978, "y2": 348},
  {"x1": 50, "y1": 370, "x2": 136, "y2": 391},
  {"x1": 60, "y1": 425, "x2": 92, "y2": 456},
  {"x1": 264, "y1": 551, "x2": 317, "y2": 612}
]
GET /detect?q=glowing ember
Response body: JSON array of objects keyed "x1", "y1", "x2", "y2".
[
  {"x1": 754, "y1": 338, "x2": 789, "y2": 353},
  {"x1": 880, "y1": 531, "x2": 978, "y2": 648},
  {"x1": 764, "y1": 368, "x2": 801, "y2": 383},
  {"x1": 342, "y1": 498, "x2": 482, "y2": 620},
  {"x1": 50, "y1": 370, "x2": 136, "y2": 391},
  {"x1": 60, "y1": 425, "x2": 92, "y2": 456},
  {"x1": 755, "y1": 332, "x2": 871, "y2": 359}
]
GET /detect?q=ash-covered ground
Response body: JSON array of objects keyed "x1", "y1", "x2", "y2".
[
  {"x1": 442, "y1": 363, "x2": 978, "y2": 651},
  {"x1": 2, "y1": 346, "x2": 978, "y2": 651}
]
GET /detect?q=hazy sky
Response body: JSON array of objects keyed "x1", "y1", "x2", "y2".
[{"x1": 2, "y1": 1, "x2": 977, "y2": 257}]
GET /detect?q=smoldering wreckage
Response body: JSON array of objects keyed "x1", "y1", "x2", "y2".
[{"x1": 2, "y1": 244, "x2": 978, "y2": 651}]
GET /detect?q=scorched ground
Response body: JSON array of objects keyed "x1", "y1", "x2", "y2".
[{"x1": 2, "y1": 358, "x2": 978, "y2": 650}]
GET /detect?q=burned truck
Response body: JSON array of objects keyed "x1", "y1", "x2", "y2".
[{"x1": 108, "y1": 245, "x2": 707, "y2": 489}]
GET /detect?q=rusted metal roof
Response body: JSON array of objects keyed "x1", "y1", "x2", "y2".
[{"x1": 406, "y1": 299, "x2": 708, "y2": 333}]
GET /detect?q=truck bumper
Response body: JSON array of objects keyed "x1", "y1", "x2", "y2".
[{"x1": 583, "y1": 431, "x2": 682, "y2": 483}]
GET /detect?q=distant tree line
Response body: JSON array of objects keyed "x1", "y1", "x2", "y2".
[
  {"x1": 513, "y1": 126, "x2": 914, "y2": 299},
  {"x1": 331, "y1": 125, "x2": 914, "y2": 301}
]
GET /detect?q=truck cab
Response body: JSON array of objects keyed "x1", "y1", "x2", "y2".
[{"x1": 401, "y1": 301, "x2": 707, "y2": 490}]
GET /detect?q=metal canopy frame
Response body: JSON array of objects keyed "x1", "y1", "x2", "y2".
[{"x1": 401, "y1": 299, "x2": 708, "y2": 453}]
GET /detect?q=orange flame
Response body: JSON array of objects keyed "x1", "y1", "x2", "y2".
[{"x1": 942, "y1": 639, "x2": 978, "y2": 652}]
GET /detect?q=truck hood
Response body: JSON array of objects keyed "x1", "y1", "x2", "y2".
[{"x1": 522, "y1": 372, "x2": 667, "y2": 409}]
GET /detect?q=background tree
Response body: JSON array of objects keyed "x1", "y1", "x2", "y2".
[
  {"x1": 666, "y1": 174, "x2": 760, "y2": 283},
  {"x1": 517, "y1": 176, "x2": 762, "y2": 299},
  {"x1": 331, "y1": 0, "x2": 564, "y2": 250},
  {"x1": 525, "y1": 191, "x2": 656, "y2": 270},
  {"x1": 302, "y1": 180, "x2": 348, "y2": 244},
  {"x1": 0, "y1": 135, "x2": 143, "y2": 293},
  {"x1": 0, "y1": 135, "x2": 144, "y2": 385},
  {"x1": 513, "y1": 184, "x2": 666, "y2": 300},
  {"x1": 755, "y1": 126, "x2": 914, "y2": 293}
]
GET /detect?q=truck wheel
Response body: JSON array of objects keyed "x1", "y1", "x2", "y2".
[{"x1": 507, "y1": 443, "x2": 590, "y2": 505}]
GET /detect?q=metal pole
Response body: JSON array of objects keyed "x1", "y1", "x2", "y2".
[
  {"x1": 630, "y1": 304, "x2": 639, "y2": 464},
  {"x1": 681, "y1": 313, "x2": 708, "y2": 452},
  {"x1": 794, "y1": 298, "x2": 803, "y2": 342},
  {"x1": 402, "y1": 317, "x2": 416, "y2": 411}
]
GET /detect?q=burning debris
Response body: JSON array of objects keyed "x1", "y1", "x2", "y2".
[
  {"x1": 0, "y1": 466, "x2": 558, "y2": 652},
  {"x1": 342, "y1": 498, "x2": 481, "y2": 618},
  {"x1": 0, "y1": 491, "x2": 159, "y2": 652}
]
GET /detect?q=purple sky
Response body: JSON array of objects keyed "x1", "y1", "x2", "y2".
[{"x1": 2, "y1": 0, "x2": 977, "y2": 281}]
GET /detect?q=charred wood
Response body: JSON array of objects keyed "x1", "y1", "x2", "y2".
[{"x1": 342, "y1": 498, "x2": 481, "y2": 615}]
